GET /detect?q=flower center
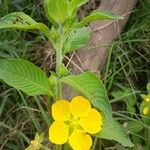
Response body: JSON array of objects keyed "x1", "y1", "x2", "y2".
[
  {"x1": 145, "y1": 98, "x2": 150, "y2": 102},
  {"x1": 70, "y1": 117, "x2": 80, "y2": 128},
  {"x1": 64, "y1": 114, "x2": 83, "y2": 135}
]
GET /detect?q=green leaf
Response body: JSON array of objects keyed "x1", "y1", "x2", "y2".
[
  {"x1": 56, "y1": 64, "x2": 69, "y2": 77},
  {"x1": 126, "y1": 106, "x2": 136, "y2": 114},
  {"x1": 112, "y1": 88, "x2": 136, "y2": 107},
  {"x1": 69, "y1": 0, "x2": 88, "y2": 16},
  {"x1": 0, "y1": 12, "x2": 50, "y2": 38},
  {"x1": 63, "y1": 27, "x2": 90, "y2": 54},
  {"x1": 49, "y1": 25, "x2": 59, "y2": 42},
  {"x1": 0, "y1": 59, "x2": 53, "y2": 96},
  {"x1": 25, "y1": 133, "x2": 44, "y2": 150},
  {"x1": 125, "y1": 121, "x2": 144, "y2": 133},
  {"x1": 35, "y1": 133, "x2": 45, "y2": 143},
  {"x1": 147, "y1": 83, "x2": 150, "y2": 93},
  {"x1": 60, "y1": 72, "x2": 112, "y2": 122},
  {"x1": 76, "y1": 9, "x2": 123, "y2": 27},
  {"x1": 96, "y1": 119, "x2": 134, "y2": 147},
  {"x1": 44, "y1": 0, "x2": 68, "y2": 24}
]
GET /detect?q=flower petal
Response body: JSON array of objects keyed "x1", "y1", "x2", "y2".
[
  {"x1": 143, "y1": 106, "x2": 149, "y2": 115},
  {"x1": 69, "y1": 131, "x2": 92, "y2": 150},
  {"x1": 70, "y1": 96, "x2": 91, "y2": 118},
  {"x1": 79, "y1": 108, "x2": 103, "y2": 134},
  {"x1": 49, "y1": 121, "x2": 69, "y2": 144},
  {"x1": 145, "y1": 94, "x2": 150, "y2": 102},
  {"x1": 52, "y1": 100, "x2": 71, "y2": 122}
]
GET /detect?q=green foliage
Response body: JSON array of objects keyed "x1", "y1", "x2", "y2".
[
  {"x1": 44, "y1": 0, "x2": 68, "y2": 24},
  {"x1": 0, "y1": 1, "x2": 123, "y2": 56},
  {"x1": 68, "y1": 0, "x2": 88, "y2": 17},
  {"x1": 63, "y1": 27, "x2": 90, "y2": 54},
  {"x1": 60, "y1": 72, "x2": 112, "y2": 122},
  {"x1": 49, "y1": 26, "x2": 59, "y2": 42},
  {"x1": 0, "y1": 59, "x2": 53, "y2": 96},
  {"x1": 103, "y1": 0, "x2": 150, "y2": 147},
  {"x1": 112, "y1": 87, "x2": 136, "y2": 107},
  {"x1": 56, "y1": 64, "x2": 69, "y2": 77},
  {"x1": 0, "y1": 0, "x2": 133, "y2": 149},
  {"x1": 126, "y1": 106, "x2": 136, "y2": 114},
  {"x1": 49, "y1": 73, "x2": 57, "y2": 87},
  {"x1": 112, "y1": 87, "x2": 136, "y2": 115},
  {"x1": 125, "y1": 121, "x2": 144, "y2": 133},
  {"x1": 25, "y1": 133, "x2": 45, "y2": 150},
  {"x1": 76, "y1": 10, "x2": 123, "y2": 27},
  {"x1": 0, "y1": 12, "x2": 50, "y2": 38},
  {"x1": 96, "y1": 119, "x2": 134, "y2": 147}
]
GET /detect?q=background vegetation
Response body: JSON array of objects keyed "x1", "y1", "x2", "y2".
[{"x1": 0, "y1": 0, "x2": 150, "y2": 149}]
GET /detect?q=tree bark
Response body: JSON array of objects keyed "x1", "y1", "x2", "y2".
[{"x1": 63, "y1": 0, "x2": 137, "y2": 98}]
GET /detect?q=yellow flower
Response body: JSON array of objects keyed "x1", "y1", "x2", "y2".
[
  {"x1": 145, "y1": 94, "x2": 150, "y2": 102},
  {"x1": 49, "y1": 96, "x2": 103, "y2": 150},
  {"x1": 143, "y1": 107, "x2": 149, "y2": 115},
  {"x1": 141, "y1": 94, "x2": 150, "y2": 102}
]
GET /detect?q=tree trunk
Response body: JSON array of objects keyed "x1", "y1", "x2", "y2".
[{"x1": 63, "y1": 0, "x2": 137, "y2": 99}]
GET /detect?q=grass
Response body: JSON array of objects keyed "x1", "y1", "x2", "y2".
[
  {"x1": 0, "y1": 0, "x2": 150, "y2": 149},
  {"x1": 105, "y1": 0, "x2": 150, "y2": 91},
  {"x1": 0, "y1": 1, "x2": 50, "y2": 149},
  {"x1": 103, "y1": 0, "x2": 150, "y2": 149}
]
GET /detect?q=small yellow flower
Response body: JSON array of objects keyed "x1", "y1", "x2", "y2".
[
  {"x1": 49, "y1": 96, "x2": 103, "y2": 150},
  {"x1": 143, "y1": 107, "x2": 149, "y2": 115},
  {"x1": 145, "y1": 94, "x2": 150, "y2": 102},
  {"x1": 141, "y1": 94, "x2": 150, "y2": 102}
]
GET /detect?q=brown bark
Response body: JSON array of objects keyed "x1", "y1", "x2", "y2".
[{"x1": 63, "y1": 0, "x2": 137, "y2": 98}]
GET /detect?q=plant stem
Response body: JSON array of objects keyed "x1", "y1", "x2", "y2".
[
  {"x1": 98, "y1": 139, "x2": 102, "y2": 150},
  {"x1": 55, "y1": 145, "x2": 62, "y2": 150},
  {"x1": 53, "y1": 24, "x2": 64, "y2": 149},
  {"x1": 55, "y1": 24, "x2": 63, "y2": 100},
  {"x1": 56, "y1": 39, "x2": 63, "y2": 70},
  {"x1": 92, "y1": 137, "x2": 98, "y2": 150},
  {"x1": 55, "y1": 80, "x2": 62, "y2": 100},
  {"x1": 56, "y1": 23, "x2": 63, "y2": 68}
]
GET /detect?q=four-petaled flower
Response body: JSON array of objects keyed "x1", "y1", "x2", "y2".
[{"x1": 49, "y1": 96, "x2": 103, "y2": 150}]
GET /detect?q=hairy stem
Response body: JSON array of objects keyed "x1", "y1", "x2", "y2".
[
  {"x1": 55, "y1": 24, "x2": 63, "y2": 100},
  {"x1": 53, "y1": 24, "x2": 64, "y2": 149}
]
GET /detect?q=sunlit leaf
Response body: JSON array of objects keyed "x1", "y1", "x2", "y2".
[
  {"x1": 0, "y1": 59, "x2": 53, "y2": 96},
  {"x1": 69, "y1": 0, "x2": 88, "y2": 16},
  {"x1": 63, "y1": 27, "x2": 90, "y2": 54},
  {"x1": 77, "y1": 9, "x2": 123, "y2": 27},
  {"x1": 0, "y1": 12, "x2": 50, "y2": 38},
  {"x1": 44, "y1": 0, "x2": 68, "y2": 24}
]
